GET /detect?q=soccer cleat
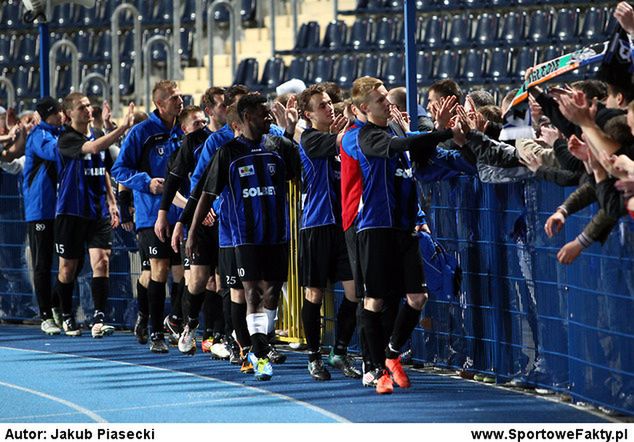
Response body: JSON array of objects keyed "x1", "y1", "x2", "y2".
[
  {"x1": 62, "y1": 317, "x2": 81, "y2": 337},
  {"x1": 228, "y1": 340, "x2": 242, "y2": 365},
  {"x1": 327, "y1": 351, "x2": 362, "y2": 379},
  {"x1": 376, "y1": 369, "x2": 394, "y2": 394},
  {"x1": 210, "y1": 341, "x2": 231, "y2": 360},
  {"x1": 385, "y1": 356, "x2": 410, "y2": 388},
  {"x1": 134, "y1": 315, "x2": 149, "y2": 345},
  {"x1": 363, "y1": 367, "x2": 381, "y2": 388},
  {"x1": 41, "y1": 319, "x2": 61, "y2": 335},
  {"x1": 91, "y1": 322, "x2": 115, "y2": 339},
  {"x1": 51, "y1": 308, "x2": 63, "y2": 329},
  {"x1": 178, "y1": 324, "x2": 197, "y2": 355},
  {"x1": 163, "y1": 316, "x2": 182, "y2": 346},
  {"x1": 308, "y1": 358, "x2": 331, "y2": 381},
  {"x1": 240, "y1": 357, "x2": 255, "y2": 374},
  {"x1": 267, "y1": 345, "x2": 287, "y2": 364},
  {"x1": 149, "y1": 333, "x2": 169, "y2": 353},
  {"x1": 248, "y1": 352, "x2": 273, "y2": 381},
  {"x1": 201, "y1": 337, "x2": 214, "y2": 353}
]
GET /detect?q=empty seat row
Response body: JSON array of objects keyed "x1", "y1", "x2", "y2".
[{"x1": 354, "y1": 0, "x2": 602, "y2": 13}]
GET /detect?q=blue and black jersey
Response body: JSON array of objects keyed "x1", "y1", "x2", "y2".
[
  {"x1": 298, "y1": 128, "x2": 342, "y2": 229},
  {"x1": 189, "y1": 124, "x2": 234, "y2": 194},
  {"x1": 216, "y1": 194, "x2": 233, "y2": 248},
  {"x1": 203, "y1": 135, "x2": 300, "y2": 246},
  {"x1": 356, "y1": 123, "x2": 453, "y2": 232},
  {"x1": 23, "y1": 122, "x2": 63, "y2": 222},
  {"x1": 111, "y1": 110, "x2": 184, "y2": 230},
  {"x1": 56, "y1": 125, "x2": 108, "y2": 220}
]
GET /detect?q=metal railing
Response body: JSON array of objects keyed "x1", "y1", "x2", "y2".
[
  {"x1": 206, "y1": 0, "x2": 238, "y2": 87},
  {"x1": 172, "y1": 0, "x2": 182, "y2": 80},
  {"x1": 80, "y1": 73, "x2": 111, "y2": 103},
  {"x1": 0, "y1": 77, "x2": 15, "y2": 108},
  {"x1": 48, "y1": 39, "x2": 80, "y2": 95},
  {"x1": 111, "y1": 3, "x2": 142, "y2": 115},
  {"x1": 144, "y1": 35, "x2": 174, "y2": 109}
]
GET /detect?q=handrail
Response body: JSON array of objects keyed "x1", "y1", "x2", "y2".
[
  {"x1": 172, "y1": 0, "x2": 182, "y2": 79},
  {"x1": 291, "y1": 0, "x2": 299, "y2": 43},
  {"x1": 0, "y1": 77, "x2": 15, "y2": 108},
  {"x1": 111, "y1": 3, "x2": 142, "y2": 115},
  {"x1": 269, "y1": 0, "x2": 276, "y2": 58},
  {"x1": 80, "y1": 73, "x2": 111, "y2": 103},
  {"x1": 207, "y1": 1, "x2": 237, "y2": 87},
  {"x1": 144, "y1": 35, "x2": 174, "y2": 109},
  {"x1": 48, "y1": 39, "x2": 80, "y2": 95}
]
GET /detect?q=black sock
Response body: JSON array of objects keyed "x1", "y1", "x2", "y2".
[
  {"x1": 222, "y1": 290, "x2": 233, "y2": 338},
  {"x1": 136, "y1": 279, "x2": 149, "y2": 317},
  {"x1": 181, "y1": 284, "x2": 190, "y2": 319},
  {"x1": 360, "y1": 308, "x2": 385, "y2": 370},
  {"x1": 358, "y1": 304, "x2": 373, "y2": 370},
  {"x1": 203, "y1": 289, "x2": 224, "y2": 336},
  {"x1": 91, "y1": 276, "x2": 109, "y2": 313},
  {"x1": 147, "y1": 279, "x2": 166, "y2": 334},
  {"x1": 301, "y1": 299, "x2": 322, "y2": 354},
  {"x1": 251, "y1": 332, "x2": 269, "y2": 359},
  {"x1": 231, "y1": 301, "x2": 251, "y2": 348},
  {"x1": 54, "y1": 279, "x2": 75, "y2": 316},
  {"x1": 33, "y1": 269, "x2": 53, "y2": 320},
  {"x1": 387, "y1": 303, "x2": 421, "y2": 359},
  {"x1": 334, "y1": 298, "x2": 357, "y2": 355},
  {"x1": 188, "y1": 287, "x2": 206, "y2": 327},
  {"x1": 169, "y1": 280, "x2": 184, "y2": 321},
  {"x1": 381, "y1": 300, "x2": 399, "y2": 349}
]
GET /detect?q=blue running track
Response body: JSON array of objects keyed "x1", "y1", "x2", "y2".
[{"x1": 0, "y1": 325, "x2": 609, "y2": 423}]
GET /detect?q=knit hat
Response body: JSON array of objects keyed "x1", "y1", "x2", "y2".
[{"x1": 35, "y1": 96, "x2": 61, "y2": 121}]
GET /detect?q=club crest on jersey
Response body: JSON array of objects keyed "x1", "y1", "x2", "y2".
[
  {"x1": 268, "y1": 163, "x2": 276, "y2": 175},
  {"x1": 239, "y1": 164, "x2": 255, "y2": 177},
  {"x1": 156, "y1": 146, "x2": 165, "y2": 156}
]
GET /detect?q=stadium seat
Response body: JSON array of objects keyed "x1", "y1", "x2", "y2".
[
  {"x1": 179, "y1": 28, "x2": 192, "y2": 60},
  {"x1": 374, "y1": 17, "x2": 396, "y2": 49},
  {"x1": 260, "y1": 57, "x2": 286, "y2": 91},
  {"x1": 579, "y1": 7, "x2": 606, "y2": 40},
  {"x1": 295, "y1": 21, "x2": 321, "y2": 51},
  {"x1": 119, "y1": 62, "x2": 134, "y2": 95},
  {"x1": 14, "y1": 66, "x2": 29, "y2": 97},
  {"x1": 29, "y1": 67, "x2": 39, "y2": 97},
  {"x1": 486, "y1": 47, "x2": 510, "y2": 81},
  {"x1": 55, "y1": 66, "x2": 72, "y2": 97},
  {"x1": 309, "y1": 56, "x2": 334, "y2": 84},
  {"x1": 80, "y1": 1, "x2": 98, "y2": 26},
  {"x1": 385, "y1": 0, "x2": 403, "y2": 10},
  {"x1": 0, "y1": 35, "x2": 11, "y2": 65},
  {"x1": 552, "y1": 8, "x2": 579, "y2": 43},
  {"x1": 92, "y1": 31, "x2": 112, "y2": 61},
  {"x1": 526, "y1": 9, "x2": 551, "y2": 43},
  {"x1": 74, "y1": 30, "x2": 91, "y2": 61},
  {"x1": 348, "y1": 18, "x2": 373, "y2": 50},
  {"x1": 84, "y1": 75, "x2": 106, "y2": 98},
  {"x1": 421, "y1": 15, "x2": 443, "y2": 49},
  {"x1": 121, "y1": 31, "x2": 136, "y2": 61},
  {"x1": 152, "y1": 0, "x2": 172, "y2": 24},
  {"x1": 472, "y1": 13, "x2": 498, "y2": 46},
  {"x1": 334, "y1": 54, "x2": 357, "y2": 88},
  {"x1": 539, "y1": 45, "x2": 561, "y2": 64},
  {"x1": 234, "y1": 57, "x2": 259, "y2": 87},
  {"x1": 604, "y1": 9, "x2": 618, "y2": 37},
  {"x1": 446, "y1": 14, "x2": 469, "y2": 48},
  {"x1": 511, "y1": 46, "x2": 535, "y2": 80},
  {"x1": 286, "y1": 57, "x2": 309, "y2": 82},
  {"x1": 241, "y1": 0, "x2": 257, "y2": 27},
  {"x1": 365, "y1": 0, "x2": 387, "y2": 10},
  {"x1": 102, "y1": 0, "x2": 120, "y2": 25},
  {"x1": 3, "y1": 0, "x2": 21, "y2": 28},
  {"x1": 434, "y1": 50, "x2": 459, "y2": 80},
  {"x1": 461, "y1": 48, "x2": 485, "y2": 82},
  {"x1": 358, "y1": 53, "x2": 381, "y2": 78},
  {"x1": 52, "y1": 4, "x2": 72, "y2": 26},
  {"x1": 322, "y1": 20, "x2": 348, "y2": 51},
  {"x1": 18, "y1": 34, "x2": 37, "y2": 65},
  {"x1": 213, "y1": 3, "x2": 231, "y2": 27},
  {"x1": 182, "y1": 0, "x2": 196, "y2": 23},
  {"x1": 416, "y1": 51, "x2": 433, "y2": 84},
  {"x1": 499, "y1": 11, "x2": 526, "y2": 45},
  {"x1": 382, "y1": 52, "x2": 404, "y2": 86}
]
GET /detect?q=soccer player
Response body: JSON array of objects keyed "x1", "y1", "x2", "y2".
[
  {"x1": 186, "y1": 94, "x2": 301, "y2": 380},
  {"x1": 23, "y1": 96, "x2": 64, "y2": 335},
  {"x1": 53, "y1": 92, "x2": 134, "y2": 337},
  {"x1": 296, "y1": 85, "x2": 361, "y2": 381},
  {"x1": 112, "y1": 80, "x2": 184, "y2": 353}
]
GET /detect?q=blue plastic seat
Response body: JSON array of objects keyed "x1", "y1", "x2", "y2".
[
  {"x1": 382, "y1": 52, "x2": 404, "y2": 86},
  {"x1": 179, "y1": 28, "x2": 192, "y2": 60},
  {"x1": 446, "y1": 14, "x2": 469, "y2": 47},
  {"x1": 365, "y1": 0, "x2": 386, "y2": 10},
  {"x1": 213, "y1": 4, "x2": 231, "y2": 26},
  {"x1": 119, "y1": 62, "x2": 134, "y2": 95},
  {"x1": 260, "y1": 57, "x2": 285, "y2": 91},
  {"x1": 374, "y1": 17, "x2": 395, "y2": 49},
  {"x1": 579, "y1": 7, "x2": 606, "y2": 40},
  {"x1": 385, "y1": 0, "x2": 403, "y2": 10},
  {"x1": 234, "y1": 58, "x2": 259, "y2": 87},
  {"x1": 3, "y1": 0, "x2": 21, "y2": 28},
  {"x1": 55, "y1": 66, "x2": 72, "y2": 97},
  {"x1": 421, "y1": 15, "x2": 443, "y2": 49},
  {"x1": 552, "y1": 8, "x2": 579, "y2": 43},
  {"x1": 348, "y1": 18, "x2": 372, "y2": 50},
  {"x1": 14, "y1": 66, "x2": 29, "y2": 97},
  {"x1": 526, "y1": 10, "x2": 551, "y2": 43},
  {"x1": 416, "y1": 51, "x2": 433, "y2": 84},
  {"x1": 80, "y1": 1, "x2": 98, "y2": 26},
  {"x1": 512, "y1": 46, "x2": 535, "y2": 80},
  {"x1": 358, "y1": 53, "x2": 381, "y2": 78},
  {"x1": 18, "y1": 34, "x2": 37, "y2": 65},
  {"x1": 461, "y1": 48, "x2": 485, "y2": 81},
  {"x1": 74, "y1": 31, "x2": 91, "y2": 61},
  {"x1": 286, "y1": 57, "x2": 309, "y2": 82},
  {"x1": 101, "y1": 0, "x2": 120, "y2": 25},
  {"x1": 241, "y1": 0, "x2": 257, "y2": 26},
  {"x1": 28, "y1": 67, "x2": 39, "y2": 97},
  {"x1": 52, "y1": 4, "x2": 72, "y2": 26},
  {"x1": 121, "y1": 31, "x2": 135, "y2": 61},
  {"x1": 0, "y1": 36, "x2": 12, "y2": 65},
  {"x1": 309, "y1": 56, "x2": 334, "y2": 84},
  {"x1": 539, "y1": 46, "x2": 561, "y2": 64},
  {"x1": 499, "y1": 11, "x2": 526, "y2": 45},
  {"x1": 486, "y1": 47, "x2": 509, "y2": 81},
  {"x1": 473, "y1": 13, "x2": 498, "y2": 46},
  {"x1": 334, "y1": 54, "x2": 357, "y2": 88},
  {"x1": 434, "y1": 50, "x2": 459, "y2": 80},
  {"x1": 152, "y1": 0, "x2": 172, "y2": 23},
  {"x1": 182, "y1": 0, "x2": 196, "y2": 22},
  {"x1": 604, "y1": 8, "x2": 618, "y2": 37},
  {"x1": 294, "y1": 21, "x2": 321, "y2": 51},
  {"x1": 323, "y1": 21, "x2": 348, "y2": 51}
]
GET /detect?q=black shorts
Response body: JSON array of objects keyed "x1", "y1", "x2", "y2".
[
  {"x1": 28, "y1": 220, "x2": 55, "y2": 271},
  {"x1": 189, "y1": 224, "x2": 219, "y2": 268},
  {"x1": 344, "y1": 225, "x2": 364, "y2": 298},
  {"x1": 137, "y1": 234, "x2": 151, "y2": 271},
  {"x1": 218, "y1": 247, "x2": 244, "y2": 289},
  {"x1": 179, "y1": 242, "x2": 191, "y2": 271},
  {"x1": 357, "y1": 229, "x2": 426, "y2": 299},
  {"x1": 137, "y1": 227, "x2": 181, "y2": 265},
  {"x1": 299, "y1": 225, "x2": 353, "y2": 287},
  {"x1": 55, "y1": 215, "x2": 112, "y2": 259},
  {"x1": 235, "y1": 243, "x2": 288, "y2": 282}
]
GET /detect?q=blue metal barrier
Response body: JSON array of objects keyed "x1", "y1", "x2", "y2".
[{"x1": 1, "y1": 170, "x2": 632, "y2": 414}]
